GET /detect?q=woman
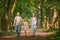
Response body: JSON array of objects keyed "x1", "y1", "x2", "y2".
[{"x1": 30, "y1": 14, "x2": 37, "y2": 36}]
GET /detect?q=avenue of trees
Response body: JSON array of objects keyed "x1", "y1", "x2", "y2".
[{"x1": 0, "y1": 0, "x2": 60, "y2": 35}]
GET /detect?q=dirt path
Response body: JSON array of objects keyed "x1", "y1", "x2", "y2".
[{"x1": 0, "y1": 29, "x2": 54, "y2": 40}]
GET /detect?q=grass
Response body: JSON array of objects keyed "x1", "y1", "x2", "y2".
[
  {"x1": 43, "y1": 28, "x2": 60, "y2": 40},
  {"x1": 0, "y1": 30, "x2": 16, "y2": 35},
  {"x1": 0, "y1": 28, "x2": 60, "y2": 40},
  {"x1": 47, "y1": 36, "x2": 60, "y2": 40},
  {"x1": 43, "y1": 28, "x2": 58, "y2": 35}
]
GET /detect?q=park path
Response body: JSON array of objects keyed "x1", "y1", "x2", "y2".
[{"x1": 0, "y1": 29, "x2": 54, "y2": 40}]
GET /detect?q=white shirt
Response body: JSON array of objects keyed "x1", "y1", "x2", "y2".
[
  {"x1": 14, "y1": 16, "x2": 22, "y2": 25},
  {"x1": 30, "y1": 17, "x2": 37, "y2": 25}
]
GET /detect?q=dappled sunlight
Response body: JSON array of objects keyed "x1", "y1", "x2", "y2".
[
  {"x1": 0, "y1": 29, "x2": 53, "y2": 38},
  {"x1": 11, "y1": 0, "x2": 17, "y2": 13},
  {"x1": 0, "y1": 0, "x2": 60, "y2": 40}
]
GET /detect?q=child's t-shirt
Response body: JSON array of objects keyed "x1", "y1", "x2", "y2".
[
  {"x1": 23, "y1": 21, "x2": 28, "y2": 30},
  {"x1": 24, "y1": 21, "x2": 28, "y2": 27}
]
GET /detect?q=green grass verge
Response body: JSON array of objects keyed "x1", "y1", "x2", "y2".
[
  {"x1": 0, "y1": 30, "x2": 16, "y2": 35},
  {"x1": 43, "y1": 29, "x2": 58, "y2": 35}
]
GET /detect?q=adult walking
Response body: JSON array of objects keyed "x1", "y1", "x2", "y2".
[
  {"x1": 14, "y1": 12, "x2": 22, "y2": 36},
  {"x1": 30, "y1": 14, "x2": 37, "y2": 36}
]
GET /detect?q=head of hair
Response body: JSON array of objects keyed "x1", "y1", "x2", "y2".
[
  {"x1": 17, "y1": 12, "x2": 20, "y2": 16},
  {"x1": 32, "y1": 13, "x2": 36, "y2": 17},
  {"x1": 24, "y1": 18, "x2": 28, "y2": 22}
]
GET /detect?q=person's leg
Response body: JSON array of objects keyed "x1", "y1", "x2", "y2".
[
  {"x1": 31, "y1": 24, "x2": 35, "y2": 36},
  {"x1": 18, "y1": 24, "x2": 21, "y2": 36},
  {"x1": 33, "y1": 24, "x2": 36, "y2": 36},
  {"x1": 25, "y1": 30, "x2": 26, "y2": 36},
  {"x1": 33, "y1": 28, "x2": 36, "y2": 36},
  {"x1": 16, "y1": 25, "x2": 18, "y2": 35}
]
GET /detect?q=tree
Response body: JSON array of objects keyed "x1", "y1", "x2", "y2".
[{"x1": 0, "y1": 0, "x2": 17, "y2": 31}]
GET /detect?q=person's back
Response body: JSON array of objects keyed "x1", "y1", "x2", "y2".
[
  {"x1": 24, "y1": 21, "x2": 28, "y2": 27},
  {"x1": 30, "y1": 14, "x2": 37, "y2": 36},
  {"x1": 14, "y1": 12, "x2": 22, "y2": 36},
  {"x1": 31, "y1": 17, "x2": 36, "y2": 25},
  {"x1": 15, "y1": 16, "x2": 22, "y2": 25}
]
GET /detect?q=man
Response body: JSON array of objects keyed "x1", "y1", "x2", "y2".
[{"x1": 14, "y1": 12, "x2": 22, "y2": 36}]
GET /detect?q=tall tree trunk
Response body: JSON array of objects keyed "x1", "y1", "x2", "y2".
[
  {"x1": 37, "y1": 4, "x2": 42, "y2": 28},
  {"x1": 0, "y1": 17, "x2": 1, "y2": 31},
  {"x1": 47, "y1": 7, "x2": 53, "y2": 29},
  {"x1": 1, "y1": 0, "x2": 7, "y2": 31},
  {"x1": 56, "y1": 9, "x2": 60, "y2": 36},
  {"x1": 5, "y1": 0, "x2": 10, "y2": 30},
  {"x1": 1, "y1": 0, "x2": 11, "y2": 31},
  {"x1": 52, "y1": 8, "x2": 58, "y2": 28}
]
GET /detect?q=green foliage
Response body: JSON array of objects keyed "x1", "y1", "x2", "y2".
[
  {"x1": 0, "y1": 7, "x2": 6, "y2": 17},
  {"x1": 0, "y1": 0, "x2": 60, "y2": 31},
  {"x1": 0, "y1": 31, "x2": 15, "y2": 35},
  {"x1": 0, "y1": 0, "x2": 6, "y2": 17},
  {"x1": 14, "y1": 0, "x2": 40, "y2": 18},
  {"x1": 13, "y1": 0, "x2": 60, "y2": 19}
]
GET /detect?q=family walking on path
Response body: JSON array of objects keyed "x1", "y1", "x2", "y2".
[{"x1": 14, "y1": 12, "x2": 37, "y2": 37}]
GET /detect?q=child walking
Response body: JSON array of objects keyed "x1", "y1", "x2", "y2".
[{"x1": 23, "y1": 18, "x2": 29, "y2": 36}]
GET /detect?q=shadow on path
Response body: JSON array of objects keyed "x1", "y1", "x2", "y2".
[
  {"x1": 0, "y1": 35, "x2": 47, "y2": 40},
  {"x1": 0, "y1": 29, "x2": 56, "y2": 40}
]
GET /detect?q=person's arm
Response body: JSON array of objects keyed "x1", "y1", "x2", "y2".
[
  {"x1": 20, "y1": 17, "x2": 22, "y2": 25},
  {"x1": 30, "y1": 18, "x2": 32, "y2": 25},
  {"x1": 35, "y1": 18, "x2": 37, "y2": 23},
  {"x1": 35, "y1": 17, "x2": 37, "y2": 24},
  {"x1": 34, "y1": 17, "x2": 37, "y2": 25},
  {"x1": 27, "y1": 22, "x2": 29, "y2": 26}
]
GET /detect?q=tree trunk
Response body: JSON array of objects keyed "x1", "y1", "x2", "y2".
[
  {"x1": 1, "y1": 0, "x2": 11, "y2": 31},
  {"x1": 0, "y1": 17, "x2": 1, "y2": 31},
  {"x1": 56, "y1": 9, "x2": 60, "y2": 36},
  {"x1": 37, "y1": 4, "x2": 42, "y2": 28},
  {"x1": 1, "y1": 0, "x2": 7, "y2": 31},
  {"x1": 47, "y1": 7, "x2": 53, "y2": 29}
]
